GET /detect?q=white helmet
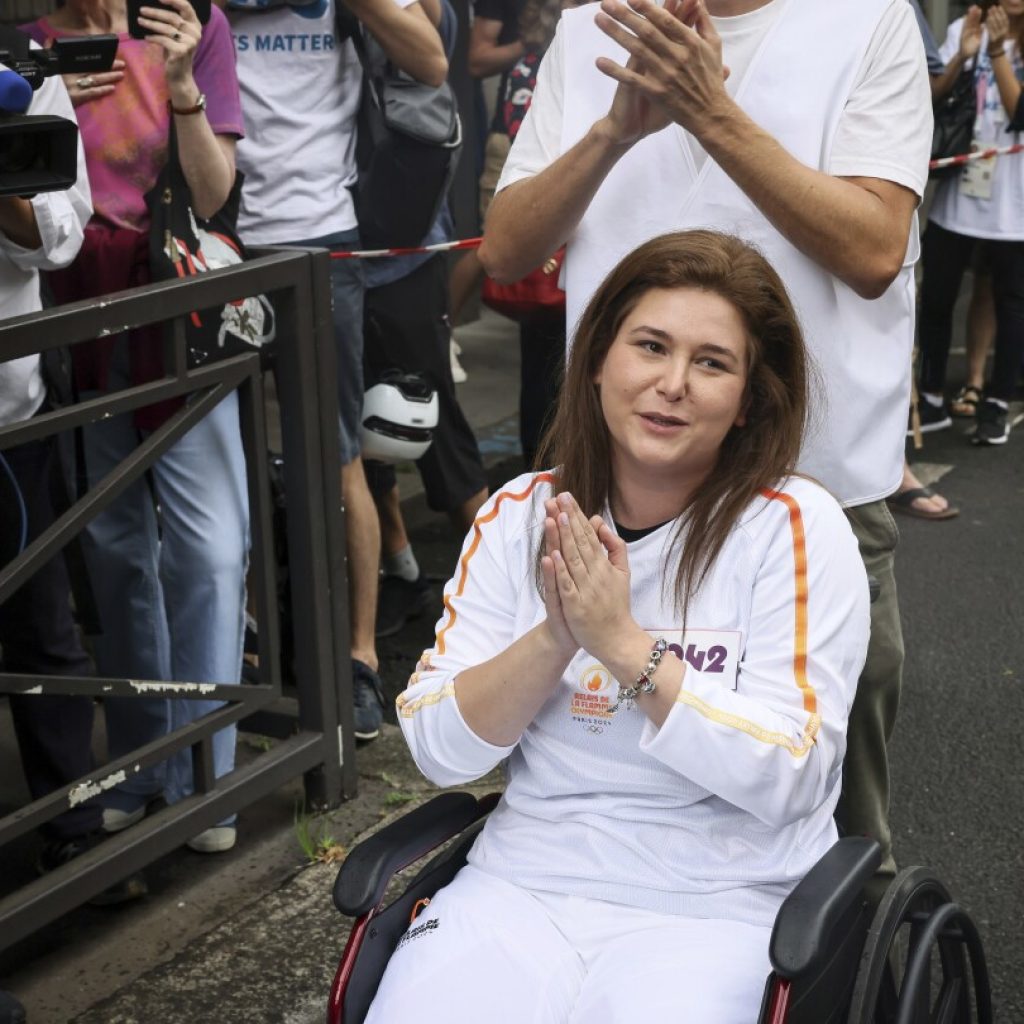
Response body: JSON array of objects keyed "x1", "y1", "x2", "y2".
[{"x1": 360, "y1": 372, "x2": 439, "y2": 463}]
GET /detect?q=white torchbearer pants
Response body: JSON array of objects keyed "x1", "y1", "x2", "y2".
[{"x1": 365, "y1": 864, "x2": 773, "y2": 1024}]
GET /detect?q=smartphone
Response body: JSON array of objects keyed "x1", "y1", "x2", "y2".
[{"x1": 127, "y1": 0, "x2": 212, "y2": 41}]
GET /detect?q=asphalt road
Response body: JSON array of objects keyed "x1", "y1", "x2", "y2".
[{"x1": 888, "y1": 421, "x2": 1024, "y2": 1020}]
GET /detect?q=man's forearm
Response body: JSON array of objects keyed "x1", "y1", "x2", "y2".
[
  {"x1": 930, "y1": 52, "x2": 968, "y2": 100},
  {"x1": 699, "y1": 101, "x2": 916, "y2": 299},
  {"x1": 469, "y1": 39, "x2": 524, "y2": 79},
  {"x1": 480, "y1": 118, "x2": 630, "y2": 282},
  {"x1": 344, "y1": 0, "x2": 447, "y2": 86},
  {"x1": 0, "y1": 198, "x2": 43, "y2": 251}
]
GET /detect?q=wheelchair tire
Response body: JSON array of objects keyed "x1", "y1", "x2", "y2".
[{"x1": 846, "y1": 866, "x2": 992, "y2": 1024}]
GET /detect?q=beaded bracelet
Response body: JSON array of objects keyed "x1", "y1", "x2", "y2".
[{"x1": 608, "y1": 637, "x2": 668, "y2": 713}]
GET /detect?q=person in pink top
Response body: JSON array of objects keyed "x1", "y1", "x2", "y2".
[{"x1": 23, "y1": 0, "x2": 249, "y2": 856}]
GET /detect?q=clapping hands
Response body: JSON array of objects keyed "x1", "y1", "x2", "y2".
[
  {"x1": 961, "y1": 6, "x2": 984, "y2": 60},
  {"x1": 595, "y1": 0, "x2": 730, "y2": 146},
  {"x1": 540, "y1": 492, "x2": 635, "y2": 662},
  {"x1": 984, "y1": 4, "x2": 1011, "y2": 52}
]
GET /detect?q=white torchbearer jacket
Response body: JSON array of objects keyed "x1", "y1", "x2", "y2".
[{"x1": 398, "y1": 472, "x2": 869, "y2": 928}]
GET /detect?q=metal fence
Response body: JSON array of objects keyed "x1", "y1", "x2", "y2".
[{"x1": 0, "y1": 247, "x2": 357, "y2": 949}]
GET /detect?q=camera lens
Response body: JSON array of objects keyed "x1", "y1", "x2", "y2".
[{"x1": 0, "y1": 134, "x2": 46, "y2": 175}]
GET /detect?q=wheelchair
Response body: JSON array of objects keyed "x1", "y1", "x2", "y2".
[{"x1": 326, "y1": 791, "x2": 992, "y2": 1024}]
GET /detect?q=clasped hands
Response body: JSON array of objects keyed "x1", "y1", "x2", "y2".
[
  {"x1": 594, "y1": 0, "x2": 732, "y2": 146},
  {"x1": 540, "y1": 492, "x2": 638, "y2": 665}
]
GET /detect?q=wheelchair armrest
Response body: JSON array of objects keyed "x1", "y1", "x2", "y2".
[
  {"x1": 769, "y1": 836, "x2": 881, "y2": 979},
  {"x1": 333, "y1": 791, "x2": 487, "y2": 917}
]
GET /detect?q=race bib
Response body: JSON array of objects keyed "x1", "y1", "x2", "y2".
[{"x1": 666, "y1": 629, "x2": 742, "y2": 691}]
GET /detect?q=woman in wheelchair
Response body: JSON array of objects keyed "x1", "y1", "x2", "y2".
[{"x1": 369, "y1": 231, "x2": 870, "y2": 1023}]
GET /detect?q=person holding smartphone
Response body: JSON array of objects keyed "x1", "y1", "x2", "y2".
[{"x1": 21, "y1": 0, "x2": 249, "y2": 855}]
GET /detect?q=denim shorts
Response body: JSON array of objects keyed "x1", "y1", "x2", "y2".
[{"x1": 286, "y1": 228, "x2": 365, "y2": 465}]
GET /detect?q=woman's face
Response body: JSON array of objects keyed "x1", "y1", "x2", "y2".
[{"x1": 595, "y1": 286, "x2": 750, "y2": 488}]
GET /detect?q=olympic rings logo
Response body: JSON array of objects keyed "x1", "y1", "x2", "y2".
[{"x1": 584, "y1": 724, "x2": 604, "y2": 735}]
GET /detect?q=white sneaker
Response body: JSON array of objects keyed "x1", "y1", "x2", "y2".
[
  {"x1": 187, "y1": 826, "x2": 237, "y2": 853},
  {"x1": 450, "y1": 338, "x2": 467, "y2": 384},
  {"x1": 101, "y1": 803, "x2": 147, "y2": 834}
]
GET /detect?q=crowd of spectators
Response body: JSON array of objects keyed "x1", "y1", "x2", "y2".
[{"x1": 0, "y1": 0, "x2": 1018, "y2": 948}]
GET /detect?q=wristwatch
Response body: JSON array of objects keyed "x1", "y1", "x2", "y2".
[{"x1": 171, "y1": 92, "x2": 207, "y2": 116}]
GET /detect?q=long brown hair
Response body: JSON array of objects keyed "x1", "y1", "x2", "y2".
[{"x1": 534, "y1": 230, "x2": 811, "y2": 616}]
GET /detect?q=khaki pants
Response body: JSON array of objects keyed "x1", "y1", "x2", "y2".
[{"x1": 838, "y1": 499, "x2": 904, "y2": 879}]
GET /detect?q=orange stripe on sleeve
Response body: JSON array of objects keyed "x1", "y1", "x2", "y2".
[
  {"x1": 759, "y1": 488, "x2": 816, "y2": 716},
  {"x1": 435, "y1": 473, "x2": 555, "y2": 656},
  {"x1": 670, "y1": 488, "x2": 821, "y2": 758}
]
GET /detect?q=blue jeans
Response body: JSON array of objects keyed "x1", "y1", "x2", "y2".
[{"x1": 81, "y1": 354, "x2": 249, "y2": 814}]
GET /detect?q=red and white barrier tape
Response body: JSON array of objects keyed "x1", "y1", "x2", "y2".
[
  {"x1": 328, "y1": 144, "x2": 1023, "y2": 257},
  {"x1": 930, "y1": 142, "x2": 1024, "y2": 170},
  {"x1": 330, "y1": 236, "x2": 482, "y2": 259}
]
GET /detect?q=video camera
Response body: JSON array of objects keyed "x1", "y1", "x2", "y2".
[{"x1": 0, "y1": 28, "x2": 117, "y2": 199}]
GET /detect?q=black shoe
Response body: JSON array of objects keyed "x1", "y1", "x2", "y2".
[
  {"x1": 907, "y1": 398, "x2": 952, "y2": 435},
  {"x1": 37, "y1": 833, "x2": 148, "y2": 906},
  {"x1": 375, "y1": 573, "x2": 433, "y2": 639},
  {"x1": 352, "y1": 659, "x2": 386, "y2": 742},
  {"x1": 36, "y1": 832, "x2": 103, "y2": 875},
  {"x1": 971, "y1": 399, "x2": 1010, "y2": 446}
]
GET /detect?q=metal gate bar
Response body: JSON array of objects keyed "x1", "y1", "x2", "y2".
[{"x1": 0, "y1": 248, "x2": 354, "y2": 948}]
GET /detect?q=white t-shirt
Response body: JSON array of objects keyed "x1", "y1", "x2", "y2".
[
  {"x1": 928, "y1": 21, "x2": 1024, "y2": 241},
  {"x1": 0, "y1": 64, "x2": 91, "y2": 429},
  {"x1": 399, "y1": 471, "x2": 869, "y2": 928},
  {"x1": 230, "y1": 0, "x2": 415, "y2": 244},
  {"x1": 499, "y1": 0, "x2": 930, "y2": 200},
  {"x1": 494, "y1": 0, "x2": 930, "y2": 506}
]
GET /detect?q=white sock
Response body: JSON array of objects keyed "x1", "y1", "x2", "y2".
[
  {"x1": 922, "y1": 392, "x2": 944, "y2": 407},
  {"x1": 384, "y1": 545, "x2": 419, "y2": 582}
]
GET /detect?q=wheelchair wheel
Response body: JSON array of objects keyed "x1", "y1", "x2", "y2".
[{"x1": 846, "y1": 866, "x2": 992, "y2": 1024}]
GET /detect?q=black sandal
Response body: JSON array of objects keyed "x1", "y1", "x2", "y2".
[
  {"x1": 886, "y1": 486, "x2": 960, "y2": 521},
  {"x1": 951, "y1": 385, "x2": 981, "y2": 418}
]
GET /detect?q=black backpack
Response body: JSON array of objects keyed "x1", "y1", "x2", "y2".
[{"x1": 336, "y1": 3, "x2": 462, "y2": 249}]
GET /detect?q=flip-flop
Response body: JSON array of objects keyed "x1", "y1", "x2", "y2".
[
  {"x1": 951, "y1": 385, "x2": 982, "y2": 418},
  {"x1": 886, "y1": 486, "x2": 960, "y2": 521}
]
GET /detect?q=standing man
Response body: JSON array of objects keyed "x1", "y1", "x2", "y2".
[
  {"x1": 480, "y1": 0, "x2": 932, "y2": 880},
  {"x1": 226, "y1": 0, "x2": 446, "y2": 742}
]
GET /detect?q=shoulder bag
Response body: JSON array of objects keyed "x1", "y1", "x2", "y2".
[
  {"x1": 145, "y1": 118, "x2": 276, "y2": 368},
  {"x1": 930, "y1": 66, "x2": 976, "y2": 179},
  {"x1": 337, "y1": 8, "x2": 463, "y2": 249}
]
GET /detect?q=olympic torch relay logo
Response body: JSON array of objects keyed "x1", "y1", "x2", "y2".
[{"x1": 570, "y1": 665, "x2": 613, "y2": 731}]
